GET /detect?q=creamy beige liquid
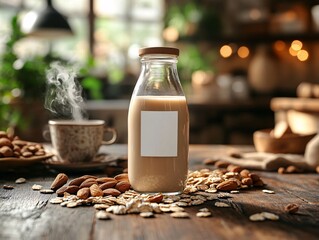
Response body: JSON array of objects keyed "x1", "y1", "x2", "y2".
[{"x1": 128, "y1": 95, "x2": 189, "y2": 194}]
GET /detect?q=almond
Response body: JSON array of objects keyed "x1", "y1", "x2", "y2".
[
  {"x1": 216, "y1": 179, "x2": 238, "y2": 191},
  {"x1": 50, "y1": 173, "x2": 68, "y2": 190},
  {"x1": 241, "y1": 177, "x2": 253, "y2": 186},
  {"x1": 114, "y1": 173, "x2": 129, "y2": 182},
  {"x1": 96, "y1": 177, "x2": 117, "y2": 184},
  {"x1": 284, "y1": 203, "x2": 299, "y2": 214},
  {"x1": 0, "y1": 146, "x2": 13, "y2": 157},
  {"x1": 145, "y1": 194, "x2": 163, "y2": 203},
  {"x1": 77, "y1": 187, "x2": 90, "y2": 199},
  {"x1": 240, "y1": 169, "x2": 250, "y2": 178},
  {"x1": 0, "y1": 138, "x2": 13, "y2": 148},
  {"x1": 214, "y1": 160, "x2": 230, "y2": 168},
  {"x1": 99, "y1": 180, "x2": 118, "y2": 190},
  {"x1": 248, "y1": 173, "x2": 260, "y2": 183},
  {"x1": 82, "y1": 175, "x2": 98, "y2": 179},
  {"x1": 115, "y1": 181, "x2": 131, "y2": 193},
  {"x1": 90, "y1": 184, "x2": 103, "y2": 197},
  {"x1": 203, "y1": 158, "x2": 217, "y2": 165},
  {"x1": 65, "y1": 185, "x2": 79, "y2": 194},
  {"x1": 56, "y1": 185, "x2": 68, "y2": 196},
  {"x1": 79, "y1": 178, "x2": 97, "y2": 188},
  {"x1": 227, "y1": 165, "x2": 243, "y2": 173},
  {"x1": 103, "y1": 188, "x2": 121, "y2": 197},
  {"x1": 253, "y1": 179, "x2": 265, "y2": 187},
  {"x1": 68, "y1": 176, "x2": 87, "y2": 186}
]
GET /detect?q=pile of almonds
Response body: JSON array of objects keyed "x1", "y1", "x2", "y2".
[
  {"x1": 0, "y1": 131, "x2": 46, "y2": 158},
  {"x1": 191, "y1": 164, "x2": 265, "y2": 193},
  {"x1": 51, "y1": 173, "x2": 131, "y2": 199},
  {"x1": 48, "y1": 167, "x2": 266, "y2": 219}
]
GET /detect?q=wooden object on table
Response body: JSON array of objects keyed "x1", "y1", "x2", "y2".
[{"x1": 0, "y1": 145, "x2": 319, "y2": 240}]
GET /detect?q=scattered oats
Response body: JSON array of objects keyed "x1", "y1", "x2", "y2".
[
  {"x1": 199, "y1": 208, "x2": 210, "y2": 212},
  {"x1": 60, "y1": 201, "x2": 68, "y2": 207},
  {"x1": 126, "y1": 199, "x2": 141, "y2": 214},
  {"x1": 262, "y1": 189, "x2": 275, "y2": 194},
  {"x1": 169, "y1": 195, "x2": 181, "y2": 202},
  {"x1": 249, "y1": 212, "x2": 278, "y2": 221},
  {"x1": 160, "y1": 207, "x2": 172, "y2": 213},
  {"x1": 191, "y1": 200, "x2": 204, "y2": 206},
  {"x1": 15, "y1": 178, "x2": 26, "y2": 184},
  {"x1": 170, "y1": 212, "x2": 190, "y2": 218},
  {"x1": 230, "y1": 190, "x2": 239, "y2": 194},
  {"x1": 205, "y1": 189, "x2": 217, "y2": 193},
  {"x1": 217, "y1": 193, "x2": 231, "y2": 199},
  {"x1": 94, "y1": 204, "x2": 110, "y2": 210},
  {"x1": 170, "y1": 206, "x2": 185, "y2": 212},
  {"x1": 96, "y1": 211, "x2": 111, "y2": 220},
  {"x1": 66, "y1": 202, "x2": 79, "y2": 208},
  {"x1": 150, "y1": 203, "x2": 162, "y2": 214},
  {"x1": 108, "y1": 205, "x2": 127, "y2": 215},
  {"x1": 249, "y1": 213, "x2": 265, "y2": 221},
  {"x1": 180, "y1": 194, "x2": 191, "y2": 198},
  {"x1": 138, "y1": 203, "x2": 153, "y2": 213},
  {"x1": 262, "y1": 212, "x2": 279, "y2": 221},
  {"x1": 179, "y1": 198, "x2": 192, "y2": 203},
  {"x1": 214, "y1": 202, "x2": 230, "y2": 208},
  {"x1": 3, "y1": 185, "x2": 14, "y2": 189},
  {"x1": 196, "y1": 212, "x2": 212, "y2": 218},
  {"x1": 205, "y1": 195, "x2": 215, "y2": 201},
  {"x1": 175, "y1": 201, "x2": 189, "y2": 207},
  {"x1": 189, "y1": 186, "x2": 198, "y2": 193},
  {"x1": 140, "y1": 212, "x2": 154, "y2": 218},
  {"x1": 163, "y1": 198, "x2": 174, "y2": 204},
  {"x1": 40, "y1": 189, "x2": 54, "y2": 194},
  {"x1": 50, "y1": 197, "x2": 63, "y2": 204},
  {"x1": 32, "y1": 184, "x2": 42, "y2": 191},
  {"x1": 211, "y1": 177, "x2": 222, "y2": 183},
  {"x1": 197, "y1": 184, "x2": 209, "y2": 191}
]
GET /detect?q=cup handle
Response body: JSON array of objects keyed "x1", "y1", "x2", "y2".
[
  {"x1": 102, "y1": 127, "x2": 117, "y2": 145},
  {"x1": 43, "y1": 129, "x2": 51, "y2": 142}
]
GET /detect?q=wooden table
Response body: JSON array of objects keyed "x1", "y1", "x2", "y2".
[{"x1": 1, "y1": 145, "x2": 318, "y2": 240}]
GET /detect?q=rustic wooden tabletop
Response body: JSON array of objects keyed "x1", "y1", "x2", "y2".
[{"x1": 1, "y1": 144, "x2": 318, "y2": 240}]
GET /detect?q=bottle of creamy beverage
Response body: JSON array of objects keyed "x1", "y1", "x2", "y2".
[{"x1": 128, "y1": 47, "x2": 189, "y2": 194}]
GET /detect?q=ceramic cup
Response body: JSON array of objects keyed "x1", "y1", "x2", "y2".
[{"x1": 47, "y1": 120, "x2": 117, "y2": 163}]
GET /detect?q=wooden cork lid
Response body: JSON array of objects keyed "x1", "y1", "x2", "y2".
[{"x1": 139, "y1": 47, "x2": 179, "y2": 56}]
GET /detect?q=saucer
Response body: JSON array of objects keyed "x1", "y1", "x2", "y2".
[
  {"x1": 0, "y1": 153, "x2": 54, "y2": 168},
  {"x1": 44, "y1": 153, "x2": 118, "y2": 172}
]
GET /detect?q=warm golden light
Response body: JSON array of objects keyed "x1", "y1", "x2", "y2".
[
  {"x1": 273, "y1": 40, "x2": 286, "y2": 52},
  {"x1": 291, "y1": 40, "x2": 303, "y2": 51},
  {"x1": 162, "y1": 27, "x2": 179, "y2": 42},
  {"x1": 289, "y1": 47, "x2": 298, "y2": 56},
  {"x1": 297, "y1": 50, "x2": 309, "y2": 61},
  {"x1": 220, "y1": 45, "x2": 232, "y2": 58},
  {"x1": 237, "y1": 46, "x2": 249, "y2": 58}
]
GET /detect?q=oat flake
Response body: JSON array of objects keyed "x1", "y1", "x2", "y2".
[
  {"x1": 15, "y1": 178, "x2": 26, "y2": 184},
  {"x1": 214, "y1": 202, "x2": 230, "y2": 208},
  {"x1": 196, "y1": 212, "x2": 212, "y2": 218}
]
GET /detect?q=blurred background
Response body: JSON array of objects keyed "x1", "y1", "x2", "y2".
[{"x1": 1, "y1": 0, "x2": 319, "y2": 144}]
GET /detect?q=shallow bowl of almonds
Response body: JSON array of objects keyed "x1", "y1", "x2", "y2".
[{"x1": 0, "y1": 131, "x2": 53, "y2": 168}]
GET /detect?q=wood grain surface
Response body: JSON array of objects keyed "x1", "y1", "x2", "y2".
[{"x1": 1, "y1": 145, "x2": 318, "y2": 240}]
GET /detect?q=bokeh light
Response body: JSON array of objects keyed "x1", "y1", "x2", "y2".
[
  {"x1": 220, "y1": 45, "x2": 232, "y2": 58},
  {"x1": 297, "y1": 50, "x2": 309, "y2": 61},
  {"x1": 237, "y1": 46, "x2": 249, "y2": 58}
]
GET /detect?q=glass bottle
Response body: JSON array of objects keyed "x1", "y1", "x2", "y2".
[{"x1": 128, "y1": 47, "x2": 189, "y2": 194}]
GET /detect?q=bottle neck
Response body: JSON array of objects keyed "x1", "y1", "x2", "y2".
[
  {"x1": 135, "y1": 54, "x2": 184, "y2": 96},
  {"x1": 140, "y1": 55, "x2": 178, "y2": 79}
]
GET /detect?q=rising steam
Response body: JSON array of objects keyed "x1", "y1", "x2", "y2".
[{"x1": 45, "y1": 62, "x2": 87, "y2": 120}]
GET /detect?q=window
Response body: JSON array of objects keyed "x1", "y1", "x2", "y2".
[{"x1": 0, "y1": 0, "x2": 164, "y2": 93}]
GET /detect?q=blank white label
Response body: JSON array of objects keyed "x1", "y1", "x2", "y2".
[{"x1": 141, "y1": 111, "x2": 178, "y2": 157}]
